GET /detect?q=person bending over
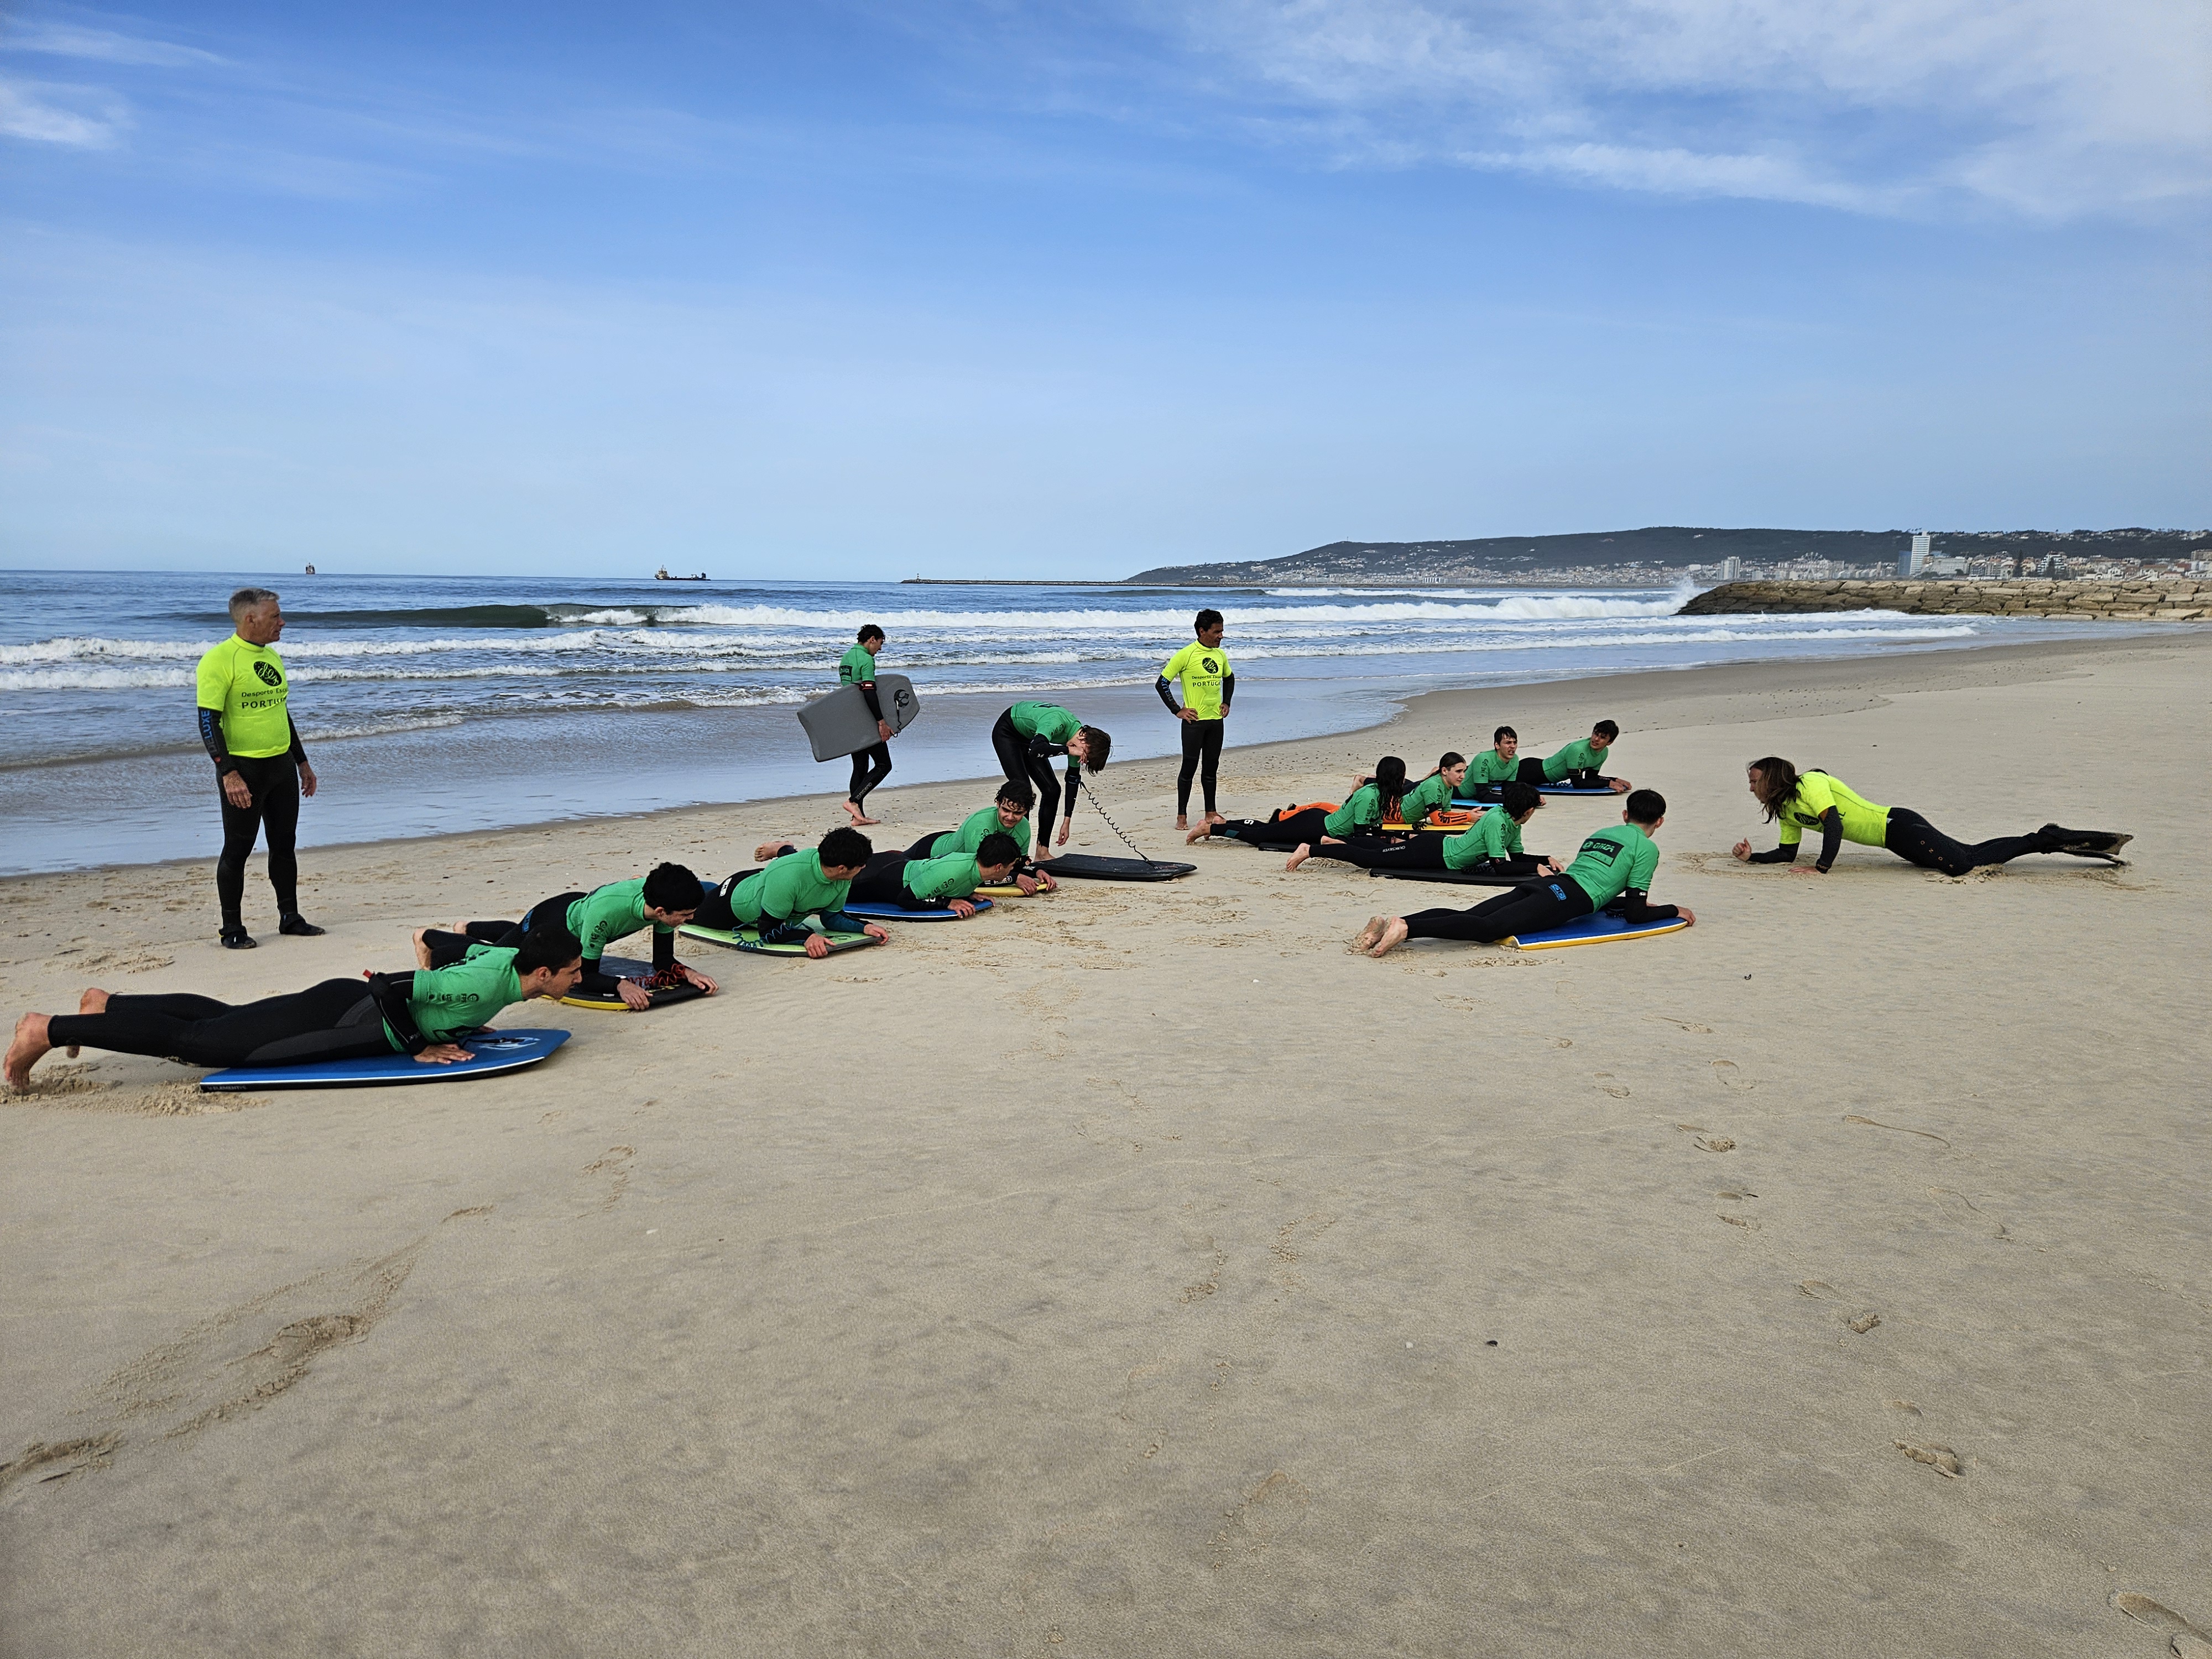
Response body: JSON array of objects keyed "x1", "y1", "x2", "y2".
[
  {"x1": 1527, "y1": 720, "x2": 1630, "y2": 792},
  {"x1": 7, "y1": 924, "x2": 586, "y2": 1088},
  {"x1": 697, "y1": 828, "x2": 889, "y2": 958},
  {"x1": 1730, "y1": 757, "x2": 2129, "y2": 877},
  {"x1": 1397, "y1": 753, "x2": 1468, "y2": 828},
  {"x1": 197, "y1": 586, "x2": 323, "y2": 949},
  {"x1": 991, "y1": 702, "x2": 1110, "y2": 862},
  {"x1": 417, "y1": 864, "x2": 717, "y2": 1010},
  {"x1": 840, "y1": 624, "x2": 894, "y2": 827},
  {"x1": 1323, "y1": 782, "x2": 1560, "y2": 877},
  {"x1": 851, "y1": 833, "x2": 1022, "y2": 917},
  {"x1": 1359, "y1": 789, "x2": 1694, "y2": 958},
  {"x1": 1283, "y1": 757, "x2": 1407, "y2": 872},
  {"x1": 1159, "y1": 609, "x2": 1234, "y2": 832},
  {"x1": 1460, "y1": 728, "x2": 1522, "y2": 803},
  {"x1": 906, "y1": 781, "x2": 1056, "y2": 894}
]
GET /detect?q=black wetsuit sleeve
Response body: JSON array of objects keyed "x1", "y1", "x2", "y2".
[
  {"x1": 575, "y1": 957, "x2": 623, "y2": 998},
  {"x1": 199, "y1": 707, "x2": 233, "y2": 771},
  {"x1": 1026, "y1": 734, "x2": 1060, "y2": 763},
  {"x1": 1615, "y1": 888, "x2": 1680, "y2": 924},
  {"x1": 755, "y1": 911, "x2": 813, "y2": 946},
  {"x1": 1221, "y1": 672, "x2": 1234, "y2": 712},
  {"x1": 653, "y1": 930, "x2": 675, "y2": 973},
  {"x1": 1063, "y1": 755, "x2": 1081, "y2": 818},
  {"x1": 1814, "y1": 807, "x2": 1841, "y2": 872},
  {"x1": 287, "y1": 713, "x2": 308, "y2": 765},
  {"x1": 1156, "y1": 676, "x2": 1181, "y2": 714},
  {"x1": 1745, "y1": 843, "x2": 1798, "y2": 864},
  {"x1": 821, "y1": 910, "x2": 863, "y2": 934},
  {"x1": 367, "y1": 972, "x2": 427, "y2": 1053},
  {"x1": 858, "y1": 682, "x2": 884, "y2": 722}
]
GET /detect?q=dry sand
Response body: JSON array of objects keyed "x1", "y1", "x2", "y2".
[{"x1": 3, "y1": 633, "x2": 2208, "y2": 1657}]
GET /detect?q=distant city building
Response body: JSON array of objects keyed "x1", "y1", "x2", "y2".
[
  {"x1": 1721, "y1": 556, "x2": 1742, "y2": 580},
  {"x1": 1900, "y1": 532, "x2": 1932, "y2": 577}
]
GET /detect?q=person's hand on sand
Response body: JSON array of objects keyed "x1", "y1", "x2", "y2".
[
  {"x1": 413, "y1": 1042, "x2": 476, "y2": 1065},
  {"x1": 1788, "y1": 865, "x2": 1825, "y2": 877},
  {"x1": 618, "y1": 979, "x2": 653, "y2": 1010},
  {"x1": 1674, "y1": 906, "x2": 1697, "y2": 925},
  {"x1": 221, "y1": 769, "x2": 252, "y2": 809},
  {"x1": 863, "y1": 923, "x2": 890, "y2": 942},
  {"x1": 948, "y1": 899, "x2": 978, "y2": 918},
  {"x1": 1730, "y1": 838, "x2": 1753, "y2": 860},
  {"x1": 300, "y1": 760, "x2": 318, "y2": 799}
]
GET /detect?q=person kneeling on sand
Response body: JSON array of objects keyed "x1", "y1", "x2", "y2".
[
  {"x1": 710, "y1": 827, "x2": 890, "y2": 957},
  {"x1": 849, "y1": 833, "x2": 1023, "y2": 916},
  {"x1": 905, "y1": 781, "x2": 1056, "y2": 894},
  {"x1": 7, "y1": 924, "x2": 586, "y2": 1088},
  {"x1": 1357, "y1": 789, "x2": 1693, "y2": 958},
  {"x1": 415, "y1": 863, "x2": 717, "y2": 1010}
]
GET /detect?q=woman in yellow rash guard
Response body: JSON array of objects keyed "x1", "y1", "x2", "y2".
[{"x1": 1730, "y1": 756, "x2": 2130, "y2": 876}]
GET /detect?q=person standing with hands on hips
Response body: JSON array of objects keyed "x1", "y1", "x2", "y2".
[
  {"x1": 1158, "y1": 608, "x2": 1233, "y2": 832},
  {"x1": 197, "y1": 587, "x2": 321, "y2": 951},
  {"x1": 839, "y1": 624, "x2": 894, "y2": 827}
]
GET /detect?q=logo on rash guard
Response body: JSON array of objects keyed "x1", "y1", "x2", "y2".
[
  {"x1": 253, "y1": 661, "x2": 283, "y2": 686},
  {"x1": 1201, "y1": 656, "x2": 1218, "y2": 673}
]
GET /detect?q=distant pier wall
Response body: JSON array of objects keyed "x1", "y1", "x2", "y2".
[{"x1": 1678, "y1": 578, "x2": 2209, "y2": 622}]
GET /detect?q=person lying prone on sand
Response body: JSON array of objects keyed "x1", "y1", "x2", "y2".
[
  {"x1": 849, "y1": 835, "x2": 1021, "y2": 916},
  {"x1": 7, "y1": 925, "x2": 586, "y2": 1089},
  {"x1": 904, "y1": 781, "x2": 1056, "y2": 893},
  {"x1": 712, "y1": 827, "x2": 890, "y2": 957},
  {"x1": 415, "y1": 862, "x2": 717, "y2": 1010}
]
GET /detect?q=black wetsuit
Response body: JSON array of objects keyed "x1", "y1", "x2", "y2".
[
  {"x1": 1400, "y1": 879, "x2": 1676, "y2": 943},
  {"x1": 848, "y1": 851, "x2": 952, "y2": 910},
  {"x1": 200, "y1": 711, "x2": 309, "y2": 931},
  {"x1": 848, "y1": 681, "x2": 892, "y2": 808},
  {"x1": 1156, "y1": 674, "x2": 1234, "y2": 817},
  {"x1": 992, "y1": 712, "x2": 1083, "y2": 848},
  {"x1": 46, "y1": 980, "x2": 405, "y2": 1069}
]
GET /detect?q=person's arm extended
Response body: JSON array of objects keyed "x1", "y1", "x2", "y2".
[
  {"x1": 652, "y1": 927, "x2": 675, "y2": 972},
  {"x1": 1063, "y1": 755, "x2": 1081, "y2": 820},
  {"x1": 286, "y1": 713, "x2": 308, "y2": 764},
  {"x1": 1155, "y1": 676, "x2": 1182, "y2": 715},
  {"x1": 1813, "y1": 807, "x2": 1841, "y2": 872},
  {"x1": 857, "y1": 680, "x2": 883, "y2": 722},
  {"x1": 1615, "y1": 888, "x2": 1680, "y2": 924},
  {"x1": 197, "y1": 707, "x2": 234, "y2": 773},
  {"x1": 755, "y1": 911, "x2": 814, "y2": 945},
  {"x1": 1220, "y1": 672, "x2": 1234, "y2": 713},
  {"x1": 1744, "y1": 843, "x2": 1798, "y2": 864},
  {"x1": 573, "y1": 956, "x2": 624, "y2": 998}
]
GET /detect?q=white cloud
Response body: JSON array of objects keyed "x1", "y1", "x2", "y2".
[
  {"x1": 0, "y1": 78, "x2": 128, "y2": 146},
  {"x1": 1156, "y1": 0, "x2": 2212, "y2": 216},
  {"x1": 3, "y1": 22, "x2": 222, "y2": 68}
]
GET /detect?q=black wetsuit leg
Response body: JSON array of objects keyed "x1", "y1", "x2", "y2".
[
  {"x1": 1231, "y1": 806, "x2": 1329, "y2": 849},
  {"x1": 1462, "y1": 780, "x2": 1505, "y2": 804},
  {"x1": 1514, "y1": 759, "x2": 1548, "y2": 787},
  {"x1": 47, "y1": 979, "x2": 392, "y2": 1068},
  {"x1": 905, "y1": 831, "x2": 947, "y2": 860},
  {"x1": 215, "y1": 754, "x2": 302, "y2": 927},
  {"x1": 1882, "y1": 807, "x2": 2053, "y2": 876},
  {"x1": 1329, "y1": 836, "x2": 1450, "y2": 872},
  {"x1": 1177, "y1": 719, "x2": 1224, "y2": 816},
  {"x1": 848, "y1": 743, "x2": 893, "y2": 807},
  {"x1": 1401, "y1": 879, "x2": 1592, "y2": 942},
  {"x1": 849, "y1": 853, "x2": 916, "y2": 907}
]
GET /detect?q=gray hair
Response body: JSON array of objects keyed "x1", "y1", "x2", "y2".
[{"x1": 228, "y1": 587, "x2": 281, "y2": 620}]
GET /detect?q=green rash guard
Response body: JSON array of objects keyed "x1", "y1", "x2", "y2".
[
  {"x1": 1442, "y1": 809, "x2": 1524, "y2": 870},
  {"x1": 732, "y1": 850, "x2": 852, "y2": 927},
  {"x1": 1563, "y1": 823, "x2": 1661, "y2": 907},
  {"x1": 1779, "y1": 771, "x2": 1890, "y2": 848},
  {"x1": 562, "y1": 879, "x2": 671, "y2": 962},
  {"x1": 387, "y1": 944, "x2": 526, "y2": 1049},
  {"x1": 1465, "y1": 750, "x2": 1520, "y2": 787},
  {"x1": 195, "y1": 635, "x2": 295, "y2": 759},
  {"x1": 1399, "y1": 772, "x2": 1457, "y2": 825},
  {"x1": 1323, "y1": 784, "x2": 1385, "y2": 837},
  {"x1": 1160, "y1": 642, "x2": 1232, "y2": 721},
  {"x1": 1543, "y1": 737, "x2": 1610, "y2": 782},
  {"x1": 902, "y1": 853, "x2": 983, "y2": 903},
  {"x1": 931, "y1": 806, "x2": 1032, "y2": 860},
  {"x1": 1009, "y1": 702, "x2": 1082, "y2": 745}
]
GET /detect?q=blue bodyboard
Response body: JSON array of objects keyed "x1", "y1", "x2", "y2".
[
  {"x1": 199, "y1": 1028, "x2": 571, "y2": 1092},
  {"x1": 1507, "y1": 913, "x2": 1689, "y2": 951},
  {"x1": 842, "y1": 897, "x2": 992, "y2": 921}
]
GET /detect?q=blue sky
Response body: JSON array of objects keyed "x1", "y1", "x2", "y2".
[{"x1": 2, "y1": 1, "x2": 2206, "y2": 578}]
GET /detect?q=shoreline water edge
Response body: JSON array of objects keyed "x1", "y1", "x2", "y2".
[{"x1": 0, "y1": 569, "x2": 2184, "y2": 875}]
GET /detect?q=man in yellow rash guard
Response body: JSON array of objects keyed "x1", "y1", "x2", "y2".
[
  {"x1": 1731, "y1": 757, "x2": 2128, "y2": 876},
  {"x1": 1158, "y1": 609, "x2": 1233, "y2": 831},
  {"x1": 196, "y1": 587, "x2": 321, "y2": 949}
]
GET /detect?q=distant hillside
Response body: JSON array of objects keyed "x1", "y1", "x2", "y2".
[{"x1": 1125, "y1": 526, "x2": 2209, "y2": 586}]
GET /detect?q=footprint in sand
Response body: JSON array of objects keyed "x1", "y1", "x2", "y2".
[
  {"x1": 580, "y1": 1146, "x2": 635, "y2": 1214},
  {"x1": 1594, "y1": 1074, "x2": 1630, "y2": 1099},
  {"x1": 1843, "y1": 1114, "x2": 1952, "y2": 1149},
  {"x1": 1209, "y1": 1470, "x2": 1311, "y2": 1571},
  {"x1": 2113, "y1": 1592, "x2": 2212, "y2": 1654},
  {"x1": 1929, "y1": 1187, "x2": 2010, "y2": 1240},
  {"x1": 1894, "y1": 1441, "x2": 1963, "y2": 1477},
  {"x1": 1710, "y1": 1061, "x2": 1754, "y2": 1090}
]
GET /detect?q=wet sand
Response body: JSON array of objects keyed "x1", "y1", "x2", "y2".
[{"x1": 3, "y1": 632, "x2": 2208, "y2": 1657}]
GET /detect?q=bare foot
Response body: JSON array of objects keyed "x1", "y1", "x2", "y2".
[
  {"x1": 1285, "y1": 844, "x2": 1313, "y2": 872},
  {"x1": 1176, "y1": 815, "x2": 1188, "y2": 831},
  {"x1": 1204, "y1": 811, "x2": 1227, "y2": 827},
  {"x1": 1368, "y1": 918, "x2": 1411, "y2": 958},
  {"x1": 6, "y1": 1013, "x2": 54, "y2": 1089},
  {"x1": 1185, "y1": 823, "x2": 1215, "y2": 844},
  {"x1": 1353, "y1": 916, "x2": 1386, "y2": 951},
  {"x1": 64, "y1": 987, "x2": 109, "y2": 1056},
  {"x1": 843, "y1": 801, "x2": 879, "y2": 827},
  {"x1": 411, "y1": 927, "x2": 436, "y2": 970}
]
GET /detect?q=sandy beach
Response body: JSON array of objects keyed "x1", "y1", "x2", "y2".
[{"x1": 3, "y1": 632, "x2": 2207, "y2": 1657}]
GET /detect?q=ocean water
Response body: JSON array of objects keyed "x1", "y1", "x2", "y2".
[{"x1": 0, "y1": 569, "x2": 2144, "y2": 875}]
